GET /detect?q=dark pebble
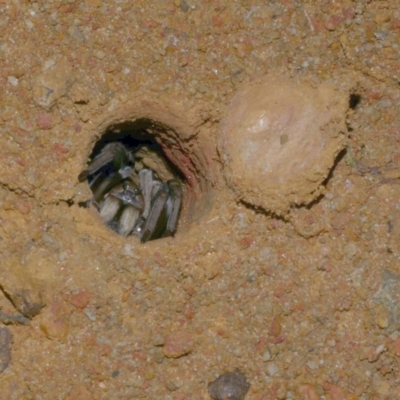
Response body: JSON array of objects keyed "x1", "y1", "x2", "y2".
[
  {"x1": 10, "y1": 288, "x2": 44, "y2": 318},
  {"x1": 111, "y1": 370, "x2": 120, "y2": 378},
  {"x1": 0, "y1": 310, "x2": 30, "y2": 325},
  {"x1": 180, "y1": 0, "x2": 189, "y2": 12},
  {"x1": 208, "y1": 370, "x2": 250, "y2": 400},
  {"x1": 0, "y1": 327, "x2": 12, "y2": 373}
]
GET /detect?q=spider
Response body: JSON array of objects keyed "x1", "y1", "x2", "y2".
[{"x1": 78, "y1": 142, "x2": 183, "y2": 243}]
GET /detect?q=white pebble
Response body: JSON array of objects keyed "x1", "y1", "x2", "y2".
[
  {"x1": 8, "y1": 76, "x2": 18, "y2": 87},
  {"x1": 306, "y1": 360, "x2": 318, "y2": 370},
  {"x1": 375, "y1": 344, "x2": 386, "y2": 355},
  {"x1": 262, "y1": 350, "x2": 272, "y2": 362},
  {"x1": 266, "y1": 362, "x2": 279, "y2": 376}
]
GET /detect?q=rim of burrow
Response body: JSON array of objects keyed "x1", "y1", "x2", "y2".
[{"x1": 79, "y1": 98, "x2": 219, "y2": 240}]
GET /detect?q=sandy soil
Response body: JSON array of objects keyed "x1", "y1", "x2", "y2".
[{"x1": 1, "y1": 1, "x2": 400, "y2": 399}]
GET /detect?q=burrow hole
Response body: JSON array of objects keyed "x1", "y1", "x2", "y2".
[
  {"x1": 349, "y1": 93, "x2": 361, "y2": 110},
  {"x1": 82, "y1": 118, "x2": 188, "y2": 241}
]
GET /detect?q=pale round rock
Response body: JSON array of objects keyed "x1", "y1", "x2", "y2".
[{"x1": 219, "y1": 74, "x2": 348, "y2": 215}]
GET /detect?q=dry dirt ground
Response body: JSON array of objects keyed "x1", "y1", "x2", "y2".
[{"x1": 1, "y1": 1, "x2": 400, "y2": 399}]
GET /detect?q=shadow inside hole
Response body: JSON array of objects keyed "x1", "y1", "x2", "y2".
[
  {"x1": 349, "y1": 93, "x2": 361, "y2": 110},
  {"x1": 89, "y1": 118, "x2": 185, "y2": 184}
]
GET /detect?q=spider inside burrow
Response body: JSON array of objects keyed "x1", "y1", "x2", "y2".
[{"x1": 78, "y1": 141, "x2": 183, "y2": 243}]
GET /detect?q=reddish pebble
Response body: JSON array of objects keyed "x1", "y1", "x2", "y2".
[
  {"x1": 15, "y1": 157, "x2": 25, "y2": 166},
  {"x1": 15, "y1": 129, "x2": 28, "y2": 137},
  {"x1": 163, "y1": 331, "x2": 195, "y2": 358},
  {"x1": 325, "y1": 15, "x2": 344, "y2": 31},
  {"x1": 54, "y1": 143, "x2": 69, "y2": 161},
  {"x1": 297, "y1": 384, "x2": 320, "y2": 400},
  {"x1": 324, "y1": 19, "x2": 336, "y2": 31},
  {"x1": 37, "y1": 113, "x2": 53, "y2": 130},
  {"x1": 368, "y1": 92, "x2": 382, "y2": 101},
  {"x1": 393, "y1": 337, "x2": 400, "y2": 357},
  {"x1": 133, "y1": 350, "x2": 147, "y2": 361},
  {"x1": 269, "y1": 334, "x2": 285, "y2": 344},
  {"x1": 70, "y1": 289, "x2": 90, "y2": 309},
  {"x1": 212, "y1": 15, "x2": 223, "y2": 26},
  {"x1": 342, "y1": 7, "x2": 355, "y2": 20},
  {"x1": 324, "y1": 383, "x2": 347, "y2": 400},
  {"x1": 185, "y1": 305, "x2": 195, "y2": 320},
  {"x1": 15, "y1": 200, "x2": 30, "y2": 214},
  {"x1": 392, "y1": 18, "x2": 400, "y2": 29},
  {"x1": 140, "y1": 19, "x2": 158, "y2": 28},
  {"x1": 65, "y1": 384, "x2": 93, "y2": 400},
  {"x1": 255, "y1": 337, "x2": 268, "y2": 352},
  {"x1": 240, "y1": 236, "x2": 254, "y2": 248},
  {"x1": 54, "y1": 143, "x2": 69, "y2": 154},
  {"x1": 273, "y1": 286, "x2": 286, "y2": 298},
  {"x1": 269, "y1": 315, "x2": 282, "y2": 338}
]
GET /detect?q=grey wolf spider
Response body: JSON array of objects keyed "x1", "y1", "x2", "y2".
[{"x1": 78, "y1": 142, "x2": 182, "y2": 243}]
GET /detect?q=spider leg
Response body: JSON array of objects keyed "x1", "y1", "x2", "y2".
[
  {"x1": 99, "y1": 194, "x2": 121, "y2": 223},
  {"x1": 140, "y1": 184, "x2": 169, "y2": 243},
  {"x1": 164, "y1": 180, "x2": 182, "y2": 237},
  {"x1": 78, "y1": 142, "x2": 134, "y2": 182},
  {"x1": 101, "y1": 181, "x2": 144, "y2": 236},
  {"x1": 131, "y1": 215, "x2": 146, "y2": 238},
  {"x1": 118, "y1": 206, "x2": 141, "y2": 237},
  {"x1": 139, "y1": 169, "x2": 155, "y2": 219},
  {"x1": 90, "y1": 172, "x2": 122, "y2": 204}
]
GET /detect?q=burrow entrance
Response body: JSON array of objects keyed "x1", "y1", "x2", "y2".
[{"x1": 80, "y1": 114, "x2": 215, "y2": 240}]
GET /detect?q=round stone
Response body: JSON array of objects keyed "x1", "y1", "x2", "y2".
[{"x1": 219, "y1": 74, "x2": 349, "y2": 215}]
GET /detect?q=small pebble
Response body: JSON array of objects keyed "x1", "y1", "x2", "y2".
[
  {"x1": 94, "y1": 50, "x2": 105, "y2": 59},
  {"x1": 152, "y1": 333, "x2": 165, "y2": 346},
  {"x1": 376, "y1": 98, "x2": 392, "y2": 109},
  {"x1": 40, "y1": 314, "x2": 70, "y2": 341},
  {"x1": 163, "y1": 331, "x2": 194, "y2": 358},
  {"x1": 8, "y1": 76, "x2": 18, "y2": 86},
  {"x1": 152, "y1": 347, "x2": 164, "y2": 363},
  {"x1": 37, "y1": 112, "x2": 53, "y2": 130},
  {"x1": 166, "y1": 380, "x2": 180, "y2": 391},
  {"x1": 374, "y1": 31, "x2": 388, "y2": 41},
  {"x1": 266, "y1": 362, "x2": 279, "y2": 376},
  {"x1": 179, "y1": 0, "x2": 189, "y2": 12},
  {"x1": 297, "y1": 384, "x2": 320, "y2": 400},
  {"x1": 208, "y1": 370, "x2": 250, "y2": 400},
  {"x1": 83, "y1": 308, "x2": 96, "y2": 321},
  {"x1": 306, "y1": 360, "x2": 319, "y2": 370},
  {"x1": 0, "y1": 327, "x2": 12, "y2": 373},
  {"x1": 262, "y1": 350, "x2": 272, "y2": 362},
  {"x1": 70, "y1": 289, "x2": 90, "y2": 309},
  {"x1": 269, "y1": 315, "x2": 282, "y2": 337}
]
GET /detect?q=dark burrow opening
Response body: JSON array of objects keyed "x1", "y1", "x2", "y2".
[
  {"x1": 80, "y1": 118, "x2": 187, "y2": 242},
  {"x1": 88, "y1": 119, "x2": 185, "y2": 183},
  {"x1": 349, "y1": 93, "x2": 361, "y2": 109}
]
